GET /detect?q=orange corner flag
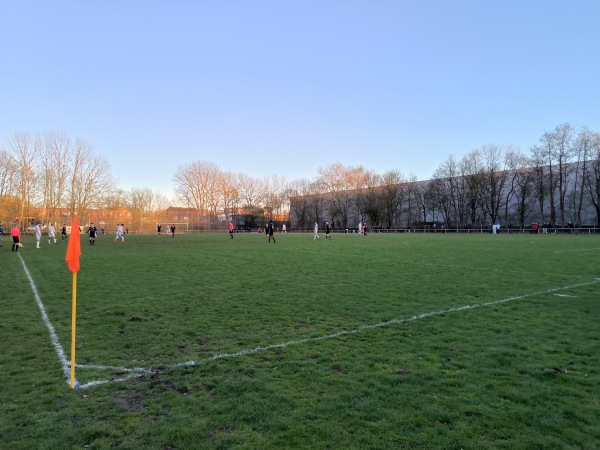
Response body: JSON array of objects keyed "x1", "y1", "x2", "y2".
[{"x1": 65, "y1": 217, "x2": 81, "y2": 273}]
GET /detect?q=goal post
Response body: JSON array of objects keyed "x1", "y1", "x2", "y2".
[{"x1": 155, "y1": 222, "x2": 189, "y2": 234}]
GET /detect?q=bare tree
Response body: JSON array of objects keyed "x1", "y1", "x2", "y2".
[
  {"x1": 0, "y1": 147, "x2": 19, "y2": 221},
  {"x1": 432, "y1": 155, "x2": 464, "y2": 226},
  {"x1": 307, "y1": 179, "x2": 326, "y2": 226},
  {"x1": 537, "y1": 123, "x2": 574, "y2": 225},
  {"x1": 173, "y1": 161, "x2": 219, "y2": 210},
  {"x1": 8, "y1": 132, "x2": 38, "y2": 228},
  {"x1": 584, "y1": 132, "x2": 600, "y2": 225},
  {"x1": 129, "y1": 187, "x2": 155, "y2": 232},
  {"x1": 237, "y1": 173, "x2": 263, "y2": 210},
  {"x1": 316, "y1": 163, "x2": 370, "y2": 228},
  {"x1": 570, "y1": 127, "x2": 594, "y2": 224},
  {"x1": 460, "y1": 151, "x2": 483, "y2": 227},
  {"x1": 478, "y1": 144, "x2": 511, "y2": 225},
  {"x1": 41, "y1": 131, "x2": 72, "y2": 225},
  {"x1": 288, "y1": 178, "x2": 314, "y2": 229},
  {"x1": 508, "y1": 153, "x2": 536, "y2": 228},
  {"x1": 409, "y1": 179, "x2": 431, "y2": 225},
  {"x1": 148, "y1": 190, "x2": 172, "y2": 231},
  {"x1": 262, "y1": 175, "x2": 287, "y2": 220},
  {"x1": 529, "y1": 144, "x2": 548, "y2": 221},
  {"x1": 270, "y1": 175, "x2": 289, "y2": 217},
  {"x1": 221, "y1": 171, "x2": 240, "y2": 222},
  {"x1": 360, "y1": 171, "x2": 382, "y2": 226},
  {"x1": 404, "y1": 173, "x2": 420, "y2": 228},
  {"x1": 552, "y1": 123, "x2": 575, "y2": 225},
  {"x1": 69, "y1": 139, "x2": 114, "y2": 219},
  {"x1": 378, "y1": 170, "x2": 404, "y2": 229}
]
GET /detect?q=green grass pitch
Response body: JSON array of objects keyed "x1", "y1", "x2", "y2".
[{"x1": 1, "y1": 231, "x2": 599, "y2": 449}]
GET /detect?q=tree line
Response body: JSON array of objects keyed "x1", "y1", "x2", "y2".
[
  {"x1": 289, "y1": 123, "x2": 600, "y2": 229},
  {"x1": 0, "y1": 131, "x2": 170, "y2": 231},
  {"x1": 2, "y1": 123, "x2": 599, "y2": 232}
]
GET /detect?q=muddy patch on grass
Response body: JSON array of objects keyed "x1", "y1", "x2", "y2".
[{"x1": 110, "y1": 389, "x2": 146, "y2": 412}]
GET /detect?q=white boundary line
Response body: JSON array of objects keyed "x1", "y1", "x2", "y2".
[
  {"x1": 19, "y1": 252, "x2": 599, "y2": 390},
  {"x1": 554, "y1": 247, "x2": 600, "y2": 254},
  {"x1": 19, "y1": 254, "x2": 74, "y2": 386}
]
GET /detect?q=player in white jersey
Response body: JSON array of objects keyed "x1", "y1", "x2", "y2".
[
  {"x1": 34, "y1": 222, "x2": 42, "y2": 248},
  {"x1": 115, "y1": 223, "x2": 125, "y2": 242},
  {"x1": 48, "y1": 223, "x2": 57, "y2": 244}
]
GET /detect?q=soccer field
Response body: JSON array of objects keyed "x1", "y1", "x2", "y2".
[{"x1": 1, "y1": 232, "x2": 599, "y2": 449}]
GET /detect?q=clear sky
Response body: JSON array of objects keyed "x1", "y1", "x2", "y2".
[{"x1": 2, "y1": 1, "x2": 599, "y2": 199}]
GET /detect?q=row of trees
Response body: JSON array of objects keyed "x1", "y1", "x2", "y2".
[
  {"x1": 0, "y1": 131, "x2": 170, "y2": 230},
  {"x1": 289, "y1": 124, "x2": 600, "y2": 229},
  {"x1": 0, "y1": 131, "x2": 290, "y2": 231},
  {"x1": 3, "y1": 123, "x2": 599, "y2": 232},
  {"x1": 172, "y1": 162, "x2": 290, "y2": 228},
  {"x1": 429, "y1": 124, "x2": 600, "y2": 228}
]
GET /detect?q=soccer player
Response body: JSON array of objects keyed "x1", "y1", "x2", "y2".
[
  {"x1": 34, "y1": 222, "x2": 42, "y2": 248},
  {"x1": 229, "y1": 222, "x2": 234, "y2": 239},
  {"x1": 11, "y1": 222, "x2": 21, "y2": 252},
  {"x1": 88, "y1": 223, "x2": 98, "y2": 245},
  {"x1": 313, "y1": 221, "x2": 319, "y2": 239},
  {"x1": 48, "y1": 223, "x2": 57, "y2": 244},
  {"x1": 268, "y1": 221, "x2": 276, "y2": 243},
  {"x1": 115, "y1": 223, "x2": 125, "y2": 242},
  {"x1": 325, "y1": 221, "x2": 331, "y2": 240},
  {"x1": 61, "y1": 224, "x2": 68, "y2": 240}
]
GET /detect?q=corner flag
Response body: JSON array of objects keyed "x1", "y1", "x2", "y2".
[
  {"x1": 65, "y1": 217, "x2": 81, "y2": 389},
  {"x1": 65, "y1": 217, "x2": 81, "y2": 273}
]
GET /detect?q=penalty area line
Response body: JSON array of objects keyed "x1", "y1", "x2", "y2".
[
  {"x1": 77, "y1": 277, "x2": 600, "y2": 389},
  {"x1": 36, "y1": 274, "x2": 600, "y2": 389},
  {"x1": 171, "y1": 278, "x2": 600, "y2": 368}
]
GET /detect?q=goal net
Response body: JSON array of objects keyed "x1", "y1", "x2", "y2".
[{"x1": 155, "y1": 222, "x2": 189, "y2": 234}]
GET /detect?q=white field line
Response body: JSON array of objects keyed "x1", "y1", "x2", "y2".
[
  {"x1": 20, "y1": 250, "x2": 599, "y2": 390},
  {"x1": 19, "y1": 254, "x2": 74, "y2": 387},
  {"x1": 400, "y1": 260, "x2": 588, "y2": 281},
  {"x1": 79, "y1": 278, "x2": 600, "y2": 389},
  {"x1": 554, "y1": 247, "x2": 600, "y2": 254}
]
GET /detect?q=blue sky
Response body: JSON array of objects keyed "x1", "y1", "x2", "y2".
[{"x1": 2, "y1": 1, "x2": 599, "y2": 199}]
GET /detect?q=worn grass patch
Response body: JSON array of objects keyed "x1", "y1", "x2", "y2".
[{"x1": 1, "y1": 232, "x2": 599, "y2": 449}]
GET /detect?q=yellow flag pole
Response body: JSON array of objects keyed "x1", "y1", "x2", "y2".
[{"x1": 70, "y1": 272, "x2": 77, "y2": 389}]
